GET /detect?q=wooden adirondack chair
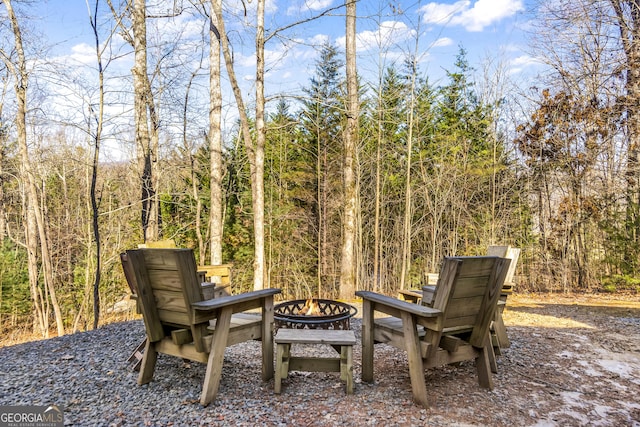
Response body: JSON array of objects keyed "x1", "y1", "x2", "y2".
[
  {"x1": 120, "y1": 252, "x2": 231, "y2": 371},
  {"x1": 486, "y1": 245, "x2": 520, "y2": 349},
  {"x1": 356, "y1": 256, "x2": 510, "y2": 408},
  {"x1": 421, "y1": 245, "x2": 521, "y2": 353},
  {"x1": 124, "y1": 248, "x2": 281, "y2": 406}
]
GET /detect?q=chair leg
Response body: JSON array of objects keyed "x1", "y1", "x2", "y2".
[
  {"x1": 128, "y1": 338, "x2": 146, "y2": 372},
  {"x1": 274, "y1": 343, "x2": 288, "y2": 394},
  {"x1": 476, "y1": 335, "x2": 494, "y2": 390},
  {"x1": 492, "y1": 309, "x2": 510, "y2": 349},
  {"x1": 261, "y1": 297, "x2": 275, "y2": 381},
  {"x1": 137, "y1": 338, "x2": 158, "y2": 385},
  {"x1": 341, "y1": 344, "x2": 354, "y2": 395},
  {"x1": 360, "y1": 300, "x2": 374, "y2": 383},
  {"x1": 487, "y1": 337, "x2": 498, "y2": 374},
  {"x1": 400, "y1": 311, "x2": 429, "y2": 407},
  {"x1": 200, "y1": 307, "x2": 232, "y2": 406}
]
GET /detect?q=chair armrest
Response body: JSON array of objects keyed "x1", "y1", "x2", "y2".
[
  {"x1": 192, "y1": 288, "x2": 281, "y2": 313},
  {"x1": 356, "y1": 290, "x2": 441, "y2": 319}
]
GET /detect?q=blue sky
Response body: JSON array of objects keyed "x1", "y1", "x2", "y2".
[
  {"x1": 32, "y1": 0, "x2": 536, "y2": 91},
  {"x1": 17, "y1": 0, "x2": 537, "y2": 160}
]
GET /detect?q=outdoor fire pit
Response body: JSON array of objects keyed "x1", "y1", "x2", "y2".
[{"x1": 274, "y1": 298, "x2": 357, "y2": 330}]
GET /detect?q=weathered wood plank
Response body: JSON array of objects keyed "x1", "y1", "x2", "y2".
[
  {"x1": 191, "y1": 288, "x2": 281, "y2": 312},
  {"x1": 126, "y1": 250, "x2": 165, "y2": 342},
  {"x1": 288, "y1": 357, "x2": 341, "y2": 373},
  {"x1": 355, "y1": 291, "x2": 441, "y2": 318},
  {"x1": 274, "y1": 329, "x2": 356, "y2": 346}
]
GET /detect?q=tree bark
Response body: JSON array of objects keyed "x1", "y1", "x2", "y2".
[
  {"x1": 87, "y1": 0, "x2": 104, "y2": 329},
  {"x1": 611, "y1": 0, "x2": 640, "y2": 272},
  {"x1": 212, "y1": 0, "x2": 265, "y2": 290},
  {"x1": 209, "y1": 0, "x2": 223, "y2": 265},
  {"x1": 339, "y1": 0, "x2": 358, "y2": 300},
  {"x1": 131, "y1": 0, "x2": 157, "y2": 243},
  {"x1": 2, "y1": 0, "x2": 64, "y2": 336},
  {"x1": 254, "y1": 0, "x2": 266, "y2": 289}
]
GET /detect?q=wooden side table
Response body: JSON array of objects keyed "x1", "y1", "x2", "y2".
[{"x1": 274, "y1": 328, "x2": 356, "y2": 395}]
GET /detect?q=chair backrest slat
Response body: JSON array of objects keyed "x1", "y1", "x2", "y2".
[
  {"x1": 431, "y1": 256, "x2": 510, "y2": 347},
  {"x1": 125, "y1": 248, "x2": 206, "y2": 340},
  {"x1": 487, "y1": 245, "x2": 520, "y2": 286}
]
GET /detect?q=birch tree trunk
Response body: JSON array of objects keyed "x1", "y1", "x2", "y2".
[
  {"x1": 212, "y1": 0, "x2": 265, "y2": 290},
  {"x1": 254, "y1": 0, "x2": 266, "y2": 289},
  {"x1": 2, "y1": 0, "x2": 64, "y2": 336},
  {"x1": 0, "y1": 74, "x2": 7, "y2": 241},
  {"x1": 208, "y1": 0, "x2": 223, "y2": 265},
  {"x1": 339, "y1": 0, "x2": 358, "y2": 299}
]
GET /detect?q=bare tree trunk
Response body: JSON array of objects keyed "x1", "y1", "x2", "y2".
[
  {"x1": 2, "y1": 0, "x2": 64, "y2": 336},
  {"x1": 209, "y1": 0, "x2": 223, "y2": 265},
  {"x1": 212, "y1": 1, "x2": 265, "y2": 290},
  {"x1": 253, "y1": 0, "x2": 266, "y2": 290},
  {"x1": 0, "y1": 74, "x2": 8, "y2": 241},
  {"x1": 183, "y1": 66, "x2": 207, "y2": 264},
  {"x1": 611, "y1": 0, "x2": 640, "y2": 272},
  {"x1": 339, "y1": 0, "x2": 358, "y2": 300},
  {"x1": 399, "y1": 59, "x2": 418, "y2": 291},
  {"x1": 87, "y1": 0, "x2": 104, "y2": 329},
  {"x1": 131, "y1": 0, "x2": 157, "y2": 243},
  {"x1": 373, "y1": 103, "x2": 382, "y2": 293}
]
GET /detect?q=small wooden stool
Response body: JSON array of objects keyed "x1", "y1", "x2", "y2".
[{"x1": 274, "y1": 329, "x2": 356, "y2": 395}]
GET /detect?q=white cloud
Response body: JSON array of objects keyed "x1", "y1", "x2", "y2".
[
  {"x1": 287, "y1": 0, "x2": 334, "y2": 15},
  {"x1": 421, "y1": 0, "x2": 470, "y2": 25},
  {"x1": 508, "y1": 54, "x2": 542, "y2": 74},
  {"x1": 432, "y1": 37, "x2": 454, "y2": 48},
  {"x1": 304, "y1": 0, "x2": 334, "y2": 11},
  {"x1": 67, "y1": 43, "x2": 96, "y2": 65},
  {"x1": 309, "y1": 34, "x2": 330, "y2": 46},
  {"x1": 420, "y1": 0, "x2": 524, "y2": 32},
  {"x1": 356, "y1": 21, "x2": 416, "y2": 51},
  {"x1": 336, "y1": 21, "x2": 416, "y2": 52}
]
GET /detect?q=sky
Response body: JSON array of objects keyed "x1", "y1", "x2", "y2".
[
  {"x1": 14, "y1": 0, "x2": 539, "y2": 160},
  {"x1": 31, "y1": 0, "x2": 537, "y2": 89}
]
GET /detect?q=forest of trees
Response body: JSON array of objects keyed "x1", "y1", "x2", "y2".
[{"x1": 1, "y1": 0, "x2": 639, "y2": 339}]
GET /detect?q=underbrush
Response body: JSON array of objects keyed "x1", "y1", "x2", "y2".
[{"x1": 601, "y1": 274, "x2": 640, "y2": 293}]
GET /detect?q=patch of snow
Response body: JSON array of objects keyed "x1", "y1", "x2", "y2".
[
  {"x1": 530, "y1": 420, "x2": 557, "y2": 427},
  {"x1": 591, "y1": 404, "x2": 615, "y2": 419},
  {"x1": 576, "y1": 359, "x2": 604, "y2": 377},
  {"x1": 597, "y1": 359, "x2": 634, "y2": 378},
  {"x1": 620, "y1": 400, "x2": 640, "y2": 411},
  {"x1": 561, "y1": 391, "x2": 587, "y2": 409}
]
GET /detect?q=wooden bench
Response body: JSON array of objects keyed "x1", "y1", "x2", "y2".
[{"x1": 274, "y1": 329, "x2": 356, "y2": 395}]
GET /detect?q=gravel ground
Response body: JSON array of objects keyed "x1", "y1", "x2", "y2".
[{"x1": 1, "y1": 295, "x2": 639, "y2": 426}]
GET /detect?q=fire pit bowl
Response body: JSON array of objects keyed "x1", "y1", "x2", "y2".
[{"x1": 274, "y1": 299, "x2": 358, "y2": 330}]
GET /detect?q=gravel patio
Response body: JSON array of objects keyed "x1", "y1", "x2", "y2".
[{"x1": 1, "y1": 294, "x2": 639, "y2": 426}]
